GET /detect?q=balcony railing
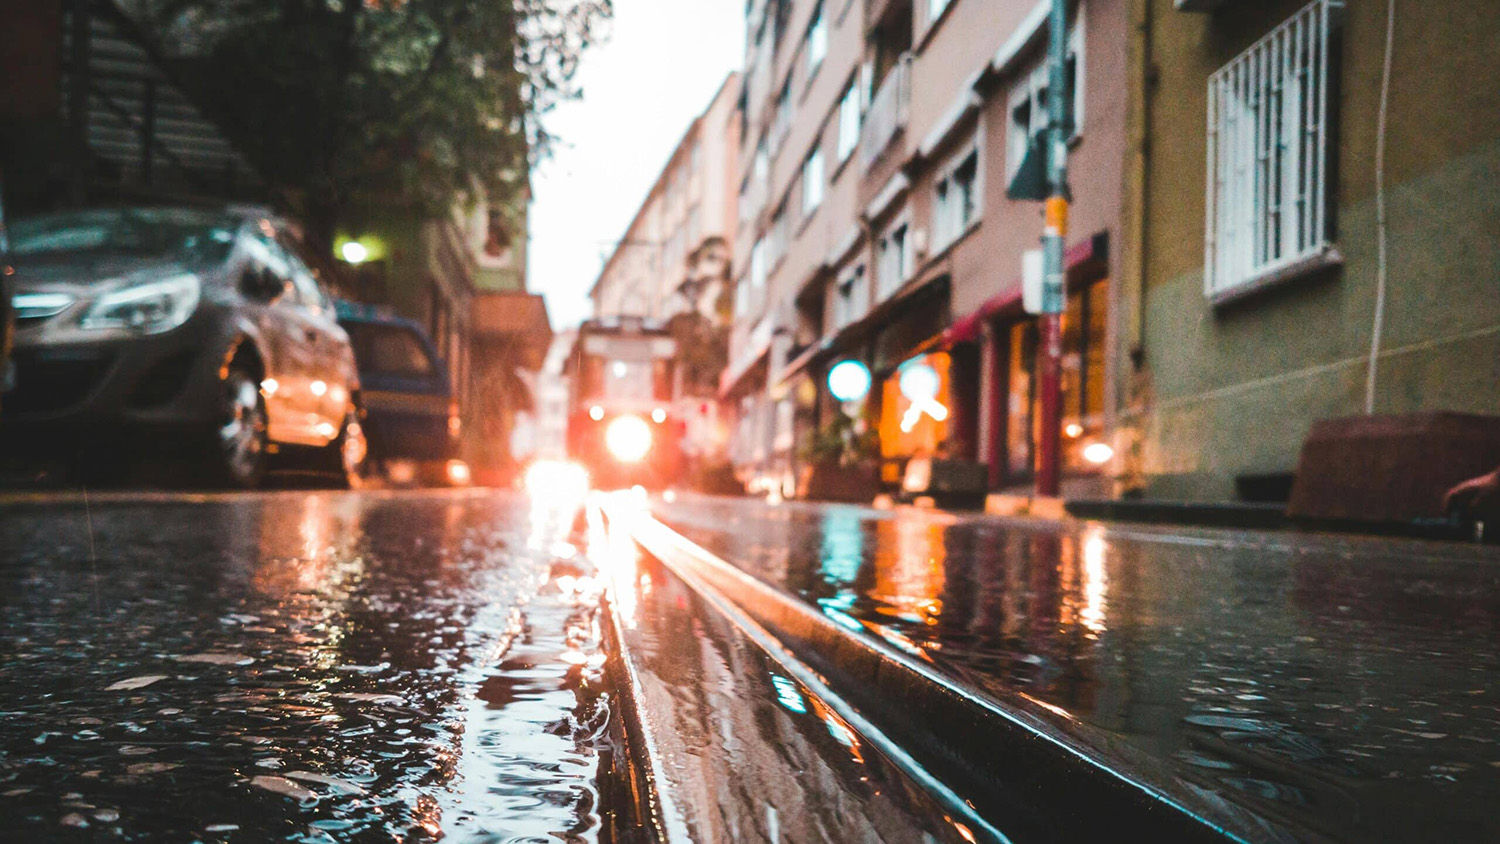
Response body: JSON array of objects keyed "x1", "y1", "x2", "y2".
[{"x1": 860, "y1": 53, "x2": 912, "y2": 170}]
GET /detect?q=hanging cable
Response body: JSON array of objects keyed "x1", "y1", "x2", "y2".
[{"x1": 1365, "y1": 0, "x2": 1396, "y2": 414}]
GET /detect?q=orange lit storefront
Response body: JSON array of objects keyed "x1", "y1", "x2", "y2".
[
  {"x1": 996, "y1": 274, "x2": 1109, "y2": 485},
  {"x1": 946, "y1": 234, "x2": 1113, "y2": 493},
  {"x1": 877, "y1": 352, "x2": 953, "y2": 469},
  {"x1": 862, "y1": 279, "x2": 985, "y2": 490}
]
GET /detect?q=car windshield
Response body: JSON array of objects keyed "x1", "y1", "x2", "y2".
[
  {"x1": 9, "y1": 208, "x2": 238, "y2": 266},
  {"x1": 344, "y1": 322, "x2": 437, "y2": 378}
]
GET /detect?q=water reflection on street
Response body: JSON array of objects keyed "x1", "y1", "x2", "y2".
[
  {"x1": 0, "y1": 487, "x2": 606, "y2": 842},
  {"x1": 660, "y1": 496, "x2": 1500, "y2": 842}
]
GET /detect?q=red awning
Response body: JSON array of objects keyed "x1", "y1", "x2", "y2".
[{"x1": 940, "y1": 233, "x2": 1106, "y2": 348}]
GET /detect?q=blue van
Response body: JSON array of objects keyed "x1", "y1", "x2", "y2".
[{"x1": 335, "y1": 301, "x2": 467, "y2": 486}]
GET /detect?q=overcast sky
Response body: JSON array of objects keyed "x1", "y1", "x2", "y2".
[{"x1": 529, "y1": 0, "x2": 746, "y2": 329}]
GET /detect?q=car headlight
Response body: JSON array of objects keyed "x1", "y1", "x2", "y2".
[{"x1": 80, "y1": 274, "x2": 201, "y2": 335}]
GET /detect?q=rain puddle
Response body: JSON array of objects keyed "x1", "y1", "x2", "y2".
[
  {"x1": 0, "y1": 490, "x2": 614, "y2": 842},
  {"x1": 658, "y1": 496, "x2": 1500, "y2": 842}
]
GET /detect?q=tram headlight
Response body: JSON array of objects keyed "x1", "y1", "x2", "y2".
[{"x1": 605, "y1": 415, "x2": 653, "y2": 463}]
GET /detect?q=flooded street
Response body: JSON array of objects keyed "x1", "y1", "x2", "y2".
[
  {"x1": 0, "y1": 489, "x2": 610, "y2": 842},
  {"x1": 656, "y1": 495, "x2": 1500, "y2": 843}
]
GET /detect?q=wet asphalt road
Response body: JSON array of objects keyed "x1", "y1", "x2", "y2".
[
  {"x1": 656, "y1": 495, "x2": 1500, "y2": 843},
  {"x1": 0, "y1": 489, "x2": 611, "y2": 842}
]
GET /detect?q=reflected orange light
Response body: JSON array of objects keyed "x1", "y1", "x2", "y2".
[
  {"x1": 445, "y1": 459, "x2": 471, "y2": 486},
  {"x1": 1080, "y1": 527, "x2": 1108, "y2": 635},
  {"x1": 586, "y1": 498, "x2": 642, "y2": 629},
  {"x1": 1021, "y1": 693, "x2": 1077, "y2": 722}
]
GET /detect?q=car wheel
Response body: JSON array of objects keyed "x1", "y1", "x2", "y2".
[{"x1": 212, "y1": 367, "x2": 268, "y2": 489}]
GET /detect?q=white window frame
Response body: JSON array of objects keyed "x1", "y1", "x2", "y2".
[
  {"x1": 932, "y1": 139, "x2": 981, "y2": 251},
  {"x1": 833, "y1": 263, "x2": 868, "y2": 329},
  {"x1": 1205, "y1": 0, "x2": 1339, "y2": 299},
  {"x1": 876, "y1": 216, "x2": 912, "y2": 300},
  {"x1": 836, "y1": 77, "x2": 861, "y2": 163},
  {"x1": 752, "y1": 238, "x2": 768, "y2": 288},
  {"x1": 773, "y1": 79, "x2": 793, "y2": 152},
  {"x1": 1006, "y1": 19, "x2": 1084, "y2": 180},
  {"x1": 806, "y1": 2, "x2": 827, "y2": 75},
  {"x1": 802, "y1": 146, "x2": 825, "y2": 216}
]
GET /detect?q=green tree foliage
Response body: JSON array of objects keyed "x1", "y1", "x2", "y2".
[{"x1": 133, "y1": 0, "x2": 610, "y2": 242}]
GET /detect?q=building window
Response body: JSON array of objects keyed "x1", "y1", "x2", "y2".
[
  {"x1": 836, "y1": 77, "x2": 861, "y2": 163},
  {"x1": 686, "y1": 205, "x2": 700, "y2": 246},
  {"x1": 771, "y1": 0, "x2": 792, "y2": 53},
  {"x1": 769, "y1": 200, "x2": 789, "y2": 267},
  {"x1": 834, "y1": 264, "x2": 868, "y2": 329},
  {"x1": 750, "y1": 238, "x2": 768, "y2": 294},
  {"x1": 933, "y1": 147, "x2": 980, "y2": 250},
  {"x1": 738, "y1": 176, "x2": 753, "y2": 226},
  {"x1": 1206, "y1": 0, "x2": 1337, "y2": 298},
  {"x1": 802, "y1": 147, "x2": 825, "y2": 216},
  {"x1": 806, "y1": 2, "x2": 827, "y2": 75},
  {"x1": 876, "y1": 221, "x2": 910, "y2": 299},
  {"x1": 735, "y1": 272, "x2": 750, "y2": 316},
  {"x1": 928, "y1": 0, "x2": 951, "y2": 25},
  {"x1": 1006, "y1": 22, "x2": 1084, "y2": 180},
  {"x1": 773, "y1": 79, "x2": 793, "y2": 150},
  {"x1": 754, "y1": 135, "x2": 770, "y2": 187}
]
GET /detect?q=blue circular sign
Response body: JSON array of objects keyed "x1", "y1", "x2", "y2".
[{"x1": 827, "y1": 360, "x2": 872, "y2": 403}]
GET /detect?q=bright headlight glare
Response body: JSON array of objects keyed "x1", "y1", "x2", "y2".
[
  {"x1": 81, "y1": 274, "x2": 201, "y2": 334},
  {"x1": 605, "y1": 415, "x2": 652, "y2": 463}
]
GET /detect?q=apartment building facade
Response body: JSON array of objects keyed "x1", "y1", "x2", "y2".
[
  {"x1": 591, "y1": 74, "x2": 743, "y2": 324},
  {"x1": 588, "y1": 74, "x2": 743, "y2": 462},
  {"x1": 1121, "y1": 0, "x2": 1500, "y2": 501},
  {"x1": 723, "y1": 0, "x2": 1129, "y2": 495}
]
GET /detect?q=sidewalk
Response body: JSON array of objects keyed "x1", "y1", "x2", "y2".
[{"x1": 627, "y1": 493, "x2": 1500, "y2": 843}]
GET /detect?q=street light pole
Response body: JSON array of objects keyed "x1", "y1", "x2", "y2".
[{"x1": 1036, "y1": 0, "x2": 1071, "y2": 498}]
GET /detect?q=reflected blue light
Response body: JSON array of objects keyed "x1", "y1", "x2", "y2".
[
  {"x1": 818, "y1": 510, "x2": 864, "y2": 585},
  {"x1": 819, "y1": 604, "x2": 866, "y2": 634},
  {"x1": 770, "y1": 674, "x2": 807, "y2": 714}
]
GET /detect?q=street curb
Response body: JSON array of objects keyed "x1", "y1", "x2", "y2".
[
  {"x1": 600, "y1": 501, "x2": 1011, "y2": 844},
  {"x1": 614, "y1": 504, "x2": 1311, "y2": 844},
  {"x1": 589, "y1": 504, "x2": 689, "y2": 844}
]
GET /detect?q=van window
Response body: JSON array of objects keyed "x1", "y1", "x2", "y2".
[{"x1": 345, "y1": 324, "x2": 436, "y2": 377}]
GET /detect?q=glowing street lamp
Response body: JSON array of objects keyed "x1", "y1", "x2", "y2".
[
  {"x1": 898, "y1": 362, "x2": 948, "y2": 433},
  {"x1": 340, "y1": 241, "x2": 369, "y2": 264},
  {"x1": 827, "y1": 360, "x2": 872, "y2": 404}
]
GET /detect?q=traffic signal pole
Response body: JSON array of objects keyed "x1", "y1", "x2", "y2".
[{"x1": 1035, "y1": 0, "x2": 1071, "y2": 498}]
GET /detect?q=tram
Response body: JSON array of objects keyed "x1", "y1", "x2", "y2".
[{"x1": 564, "y1": 317, "x2": 684, "y2": 489}]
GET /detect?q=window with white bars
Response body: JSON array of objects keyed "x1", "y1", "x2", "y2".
[{"x1": 1205, "y1": 0, "x2": 1339, "y2": 298}]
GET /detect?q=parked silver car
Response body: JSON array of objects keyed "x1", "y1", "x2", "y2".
[{"x1": 0, "y1": 206, "x2": 365, "y2": 488}]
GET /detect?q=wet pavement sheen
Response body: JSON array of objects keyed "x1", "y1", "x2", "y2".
[
  {"x1": 590, "y1": 504, "x2": 981, "y2": 844},
  {"x1": 657, "y1": 495, "x2": 1500, "y2": 843},
  {"x1": 0, "y1": 490, "x2": 610, "y2": 842}
]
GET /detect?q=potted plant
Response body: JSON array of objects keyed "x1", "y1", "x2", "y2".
[{"x1": 798, "y1": 412, "x2": 880, "y2": 502}]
